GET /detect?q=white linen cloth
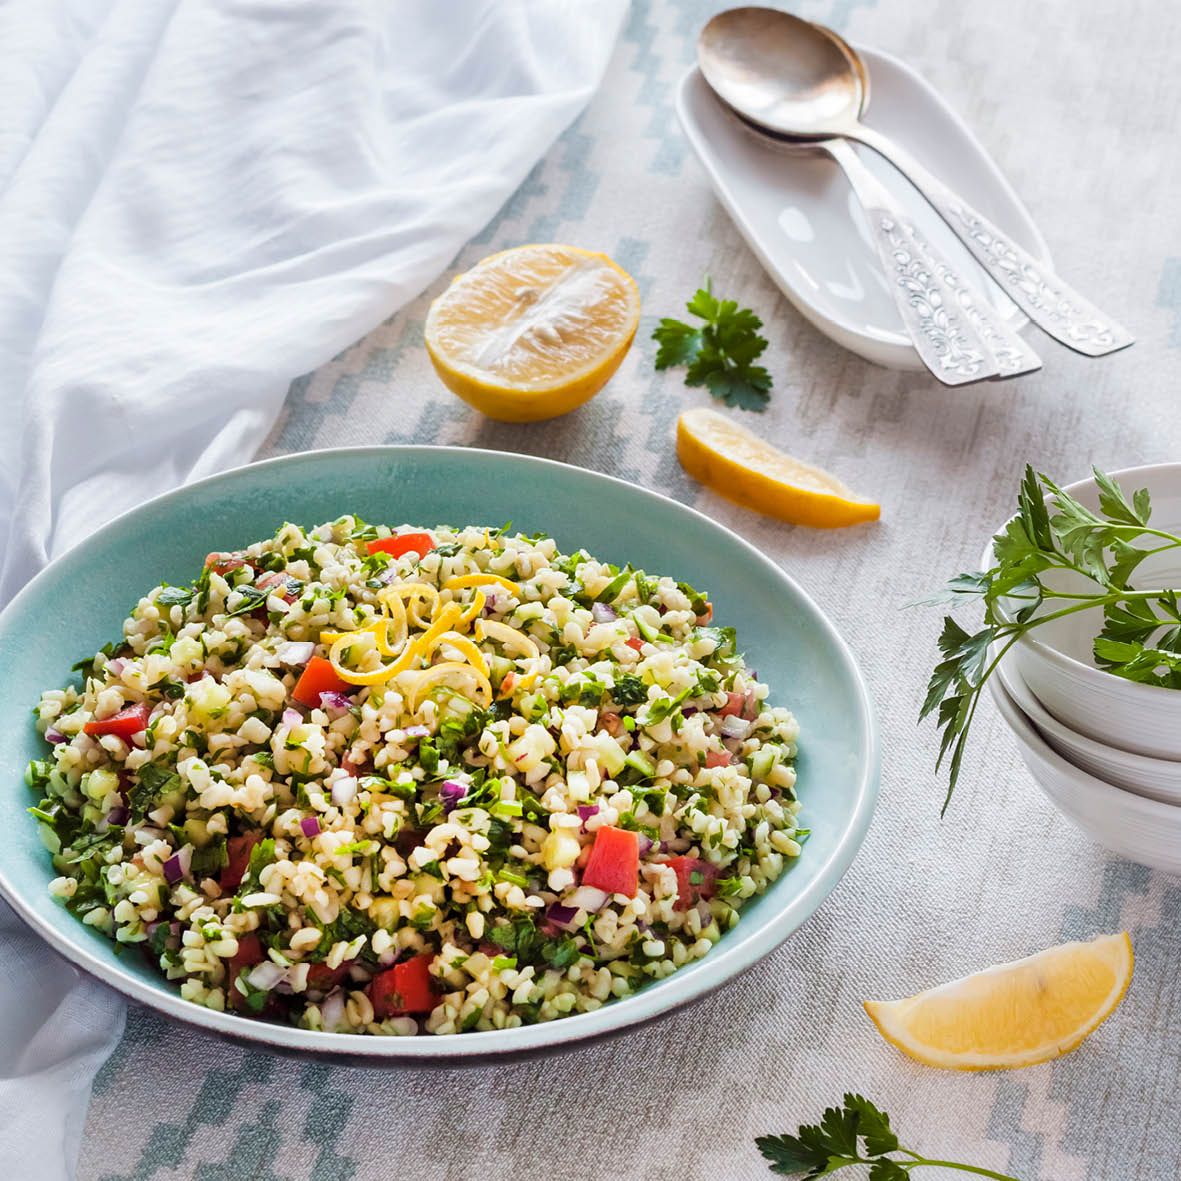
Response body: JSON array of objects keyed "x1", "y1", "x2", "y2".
[{"x1": 0, "y1": 1, "x2": 626, "y2": 1176}]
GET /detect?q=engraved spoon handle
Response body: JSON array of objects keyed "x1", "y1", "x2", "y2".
[
  {"x1": 852, "y1": 125, "x2": 1133, "y2": 357},
  {"x1": 824, "y1": 139, "x2": 1003, "y2": 385}
]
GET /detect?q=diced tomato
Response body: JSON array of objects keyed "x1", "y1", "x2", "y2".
[
  {"x1": 705, "y1": 750, "x2": 733, "y2": 768},
  {"x1": 83, "y1": 702, "x2": 151, "y2": 739},
  {"x1": 306, "y1": 961, "x2": 352, "y2": 994},
  {"x1": 220, "y1": 831, "x2": 262, "y2": 892},
  {"x1": 582, "y1": 825, "x2": 640, "y2": 897},
  {"x1": 625, "y1": 636, "x2": 645, "y2": 653},
  {"x1": 369, "y1": 953, "x2": 438, "y2": 1017},
  {"x1": 292, "y1": 656, "x2": 350, "y2": 707},
  {"x1": 665, "y1": 856, "x2": 719, "y2": 911},
  {"x1": 225, "y1": 932, "x2": 266, "y2": 1011},
  {"x1": 599, "y1": 711, "x2": 622, "y2": 736},
  {"x1": 256, "y1": 571, "x2": 298, "y2": 603},
  {"x1": 340, "y1": 750, "x2": 369, "y2": 776},
  {"x1": 719, "y1": 691, "x2": 745, "y2": 718},
  {"x1": 367, "y1": 532, "x2": 435, "y2": 560},
  {"x1": 696, "y1": 602, "x2": 713, "y2": 624},
  {"x1": 205, "y1": 551, "x2": 245, "y2": 575}
]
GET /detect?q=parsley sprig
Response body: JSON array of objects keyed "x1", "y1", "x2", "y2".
[
  {"x1": 757, "y1": 1093, "x2": 1018, "y2": 1179},
  {"x1": 652, "y1": 281, "x2": 772, "y2": 411},
  {"x1": 922, "y1": 465, "x2": 1181, "y2": 811}
]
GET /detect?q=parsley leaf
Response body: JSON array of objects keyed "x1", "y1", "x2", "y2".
[
  {"x1": 922, "y1": 465, "x2": 1181, "y2": 811},
  {"x1": 756, "y1": 1093, "x2": 1016, "y2": 1179},
  {"x1": 652, "y1": 280, "x2": 772, "y2": 411}
]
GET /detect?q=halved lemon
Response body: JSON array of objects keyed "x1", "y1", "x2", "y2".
[
  {"x1": 424, "y1": 244, "x2": 640, "y2": 423},
  {"x1": 676, "y1": 406, "x2": 879, "y2": 528},
  {"x1": 864, "y1": 931, "x2": 1133, "y2": 1071}
]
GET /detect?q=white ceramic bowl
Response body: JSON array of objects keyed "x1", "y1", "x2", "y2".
[
  {"x1": 994, "y1": 657, "x2": 1181, "y2": 804},
  {"x1": 982, "y1": 463, "x2": 1181, "y2": 760},
  {"x1": 988, "y1": 674, "x2": 1181, "y2": 874}
]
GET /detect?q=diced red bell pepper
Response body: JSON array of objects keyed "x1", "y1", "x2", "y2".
[
  {"x1": 625, "y1": 636, "x2": 645, "y2": 654},
  {"x1": 582, "y1": 825, "x2": 639, "y2": 897},
  {"x1": 306, "y1": 961, "x2": 352, "y2": 994},
  {"x1": 83, "y1": 702, "x2": 151, "y2": 739},
  {"x1": 205, "y1": 551, "x2": 245, "y2": 575},
  {"x1": 369, "y1": 953, "x2": 438, "y2": 1017},
  {"x1": 225, "y1": 932, "x2": 266, "y2": 1011},
  {"x1": 292, "y1": 656, "x2": 350, "y2": 707},
  {"x1": 665, "y1": 856, "x2": 720, "y2": 911},
  {"x1": 705, "y1": 750, "x2": 733, "y2": 768},
  {"x1": 220, "y1": 831, "x2": 262, "y2": 892},
  {"x1": 367, "y1": 532, "x2": 435, "y2": 560}
]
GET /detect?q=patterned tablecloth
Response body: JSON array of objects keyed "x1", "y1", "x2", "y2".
[{"x1": 78, "y1": 1, "x2": 1181, "y2": 1177}]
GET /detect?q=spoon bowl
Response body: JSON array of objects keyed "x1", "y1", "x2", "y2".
[{"x1": 698, "y1": 7, "x2": 863, "y2": 136}]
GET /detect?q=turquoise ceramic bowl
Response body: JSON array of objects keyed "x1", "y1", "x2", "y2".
[{"x1": 0, "y1": 447, "x2": 877, "y2": 1059}]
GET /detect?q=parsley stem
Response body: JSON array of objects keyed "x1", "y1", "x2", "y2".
[{"x1": 911, "y1": 1160, "x2": 1019, "y2": 1180}]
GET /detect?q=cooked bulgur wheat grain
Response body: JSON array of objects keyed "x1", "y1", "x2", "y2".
[{"x1": 28, "y1": 518, "x2": 805, "y2": 1035}]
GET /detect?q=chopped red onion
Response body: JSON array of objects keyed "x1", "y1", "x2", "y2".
[
  {"x1": 319, "y1": 690, "x2": 352, "y2": 713},
  {"x1": 576, "y1": 804, "x2": 599, "y2": 832},
  {"x1": 106, "y1": 657, "x2": 128, "y2": 677},
  {"x1": 162, "y1": 844, "x2": 192, "y2": 884},
  {"x1": 720, "y1": 714, "x2": 751, "y2": 739},
  {"x1": 546, "y1": 902, "x2": 580, "y2": 930},
  {"x1": 247, "y1": 961, "x2": 287, "y2": 991},
  {"x1": 637, "y1": 835, "x2": 654, "y2": 856},
  {"x1": 567, "y1": 885, "x2": 609, "y2": 912},
  {"x1": 591, "y1": 601, "x2": 618, "y2": 624},
  {"x1": 403, "y1": 725, "x2": 430, "y2": 739},
  {"x1": 107, "y1": 805, "x2": 130, "y2": 827},
  {"x1": 300, "y1": 816, "x2": 321, "y2": 838},
  {"x1": 45, "y1": 728, "x2": 67, "y2": 745},
  {"x1": 276, "y1": 641, "x2": 315, "y2": 666},
  {"x1": 331, "y1": 776, "x2": 358, "y2": 807},
  {"x1": 681, "y1": 707, "x2": 698, "y2": 718},
  {"x1": 483, "y1": 593, "x2": 499, "y2": 616},
  {"x1": 743, "y1": 688, "x2": 759, "y2": 720},
  {"x1": 439, "y1": 781, "x2": 468, "y2": 812},
  {"x1": 319, "y1": 990, "x2": 346, "y2": 1032},
  {"x1": 282, "y1": 707, "x2": 303, "y2": 728}
]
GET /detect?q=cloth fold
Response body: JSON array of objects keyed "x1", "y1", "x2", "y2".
[{"x1": 0, "y1": 2, "x2": 626, "y2": 1176}]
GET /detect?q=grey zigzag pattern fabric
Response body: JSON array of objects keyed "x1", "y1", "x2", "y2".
[{"x1": 81, "y1": 1, "x2": 1181, "y2": 1178}]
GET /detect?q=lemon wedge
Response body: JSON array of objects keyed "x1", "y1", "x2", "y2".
[
  {"x1": 424, "y1": 244, "x2": 640, "y2": 422},
  {"x1": 675, "y1": 407, "x2": 879, "y2": 528},
  {"x1": 864, "y1": 932, "x2": 1133, "y2": 1071}
]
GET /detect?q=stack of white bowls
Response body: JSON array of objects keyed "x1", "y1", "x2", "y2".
[{"x1": 985, "y1": 464, "x2": 1181, "y2": 873}]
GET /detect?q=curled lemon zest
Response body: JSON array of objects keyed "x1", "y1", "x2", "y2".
[
  {"x1": 381, "y1": 582, "x2": 439, "y2": 629},
  {"x1": 320, "y1": 617, "x2": 405, "y2": 659},
  {"x1": 425, "y1": 630, "x2": 490, "y2": 680},
  {"x1": 475, "y1": 619, "x2": 539, "y2": 659},
  {"x1": 404, "y1": 661, "x2": 493, "y2": 711},
  {"x1": 458, "y1": 590, "x2": 486, "y2": 627},
  {"x1": 444, "y1": 573, "x2": 521, "y2": 596},
  {"x1": 326, "y1": 631, "x2": 403, "y2": 686}
]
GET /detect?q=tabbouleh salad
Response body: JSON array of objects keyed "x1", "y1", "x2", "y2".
[{"x1": 27, "y1": 518, "x2": 806, "y2": 1035}]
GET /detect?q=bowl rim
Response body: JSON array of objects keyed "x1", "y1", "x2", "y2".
[
  {"x1": 0, "y1": 444, "x2": 880, "y2": 1061},
  {"x1": 988, "y1": 673, "x2": 1181, "y2": 821},
  {"x1": 981, "y1": 461, "x2": 1181, "y2": 704},
  {"x1": 994, "y1": 657, "x2": 1181, "y2": 777}
]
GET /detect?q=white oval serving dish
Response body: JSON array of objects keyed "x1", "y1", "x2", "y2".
[{"x1": 675, "y1": 48, "x2": 1050, "y2": 370}]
